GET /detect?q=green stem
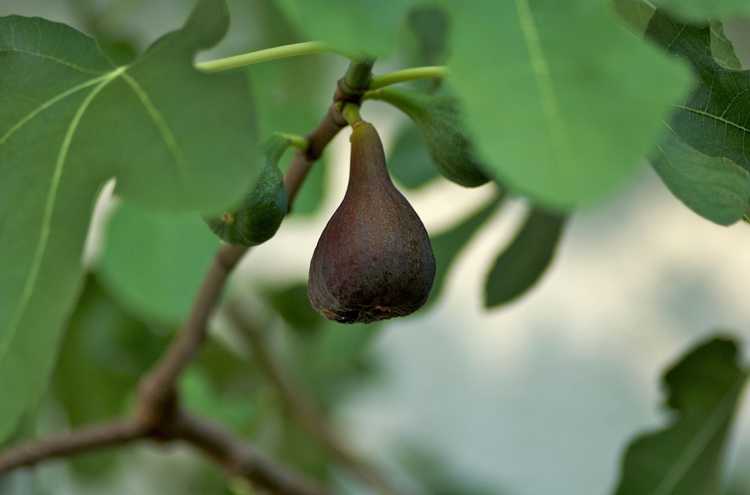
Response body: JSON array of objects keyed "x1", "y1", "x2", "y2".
[
  {"x1": 340, "y1": 58, "x2": 376, "y2": 95},
  {"x1": 368, "y1": 66, "x2": 447, "y2": 90},
  {"x1": 341, "y1": 104, "x2": 362, "y2": 126},
  {"x1": 276, "y1": 133, "x2": 308, "y2": 151},
  {"x1": 196, "y1": 41, "x2": 342, "y2": 73}
]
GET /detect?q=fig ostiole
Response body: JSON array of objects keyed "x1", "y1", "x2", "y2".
[
  {"x1": 205, "y1": 134, "x2": 290, "y2": 246},
  {"x1": 368, "y1": 88, "x2": 491, "y2": 188},
  {"x1": 308, "y1": 120, "x2": 436, "y2": 324}
]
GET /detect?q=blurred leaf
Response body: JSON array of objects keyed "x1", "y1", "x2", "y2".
[
  {"x1": 406, "y1": 5, "x2": 450, "y2": 66},
  {"x1": 614, "y1": 336, "x2": 748, "y2": 495},
  {"x1": 247, "y1": 0, "x2": 334, "y2": 217},
  {"x1": 182, "y1": 368, "x2": 257, "y2": 432},
  {"x1": 710, "y1": 21, "x2": 742, "y2": 70},
  {"x1": 651, "y1": 0, "x2": 750, "y2": 20},
  {"x1": 288, "y1": 320, "x2": 382, "y2": 407},
  {"x1": 260, "y1": 280, "x2": 382, "y2": 404},
  {"x1": 484, "y1": 208, "x2": 566, "y2": 308},
  {"x1": 446, "y1": 1, "x2": 692, "y2": 206},
  {"x1": 647, "y1": 12, "x2": 750, "y2": 176},
  {"x1": 399, "y1": 444, "x2": 499, "y2": 495},
  {"x1": 388, "y1": 123, "x2": 440, "y2": 189},
  {"x1": 66, "y1": 0, "x2": 140, "y2": 64},
  {"x1": 97, "y1": 201, "x2": 218, "y2": 325},
  {"x1": 274, "y1": 0, "x2": 414, "y2": 56},
  {"x1": 613, "y1": 0, "x2": 654, "y2": 33},
  {"x1": 263, "y1": 282, "x2": 325, "y2": 335},
  {"x1": 0, "y1": 0, "x2": 257, "y2": 440},
  {"x1": 250, "y1": 57, "x2": 331, "y2": 216},
  {"x1": 0, "y1": 470, "x2": 51, "y2": 495},
  {"x1": 429, "y1": 193, "x2": 504, "y2": 306},
  {"x1": 652, "y1": 128, "x2": 750, "y2": 226},
  {"x1": 53, "y1": 275, "x2": 165, "y2": 477}
]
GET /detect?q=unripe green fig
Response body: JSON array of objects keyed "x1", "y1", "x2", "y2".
[
  {"x1": 369, "y1": 88, "x2": 491, "y2": 188},
  {"x1": 308, "y1": 121, "x2": 436, "y2": 323},
  {"x1": 206, "y1": 135, "x2": 289, "y2": 246}
]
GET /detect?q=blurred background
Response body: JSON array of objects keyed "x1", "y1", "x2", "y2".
[{"x1": 1, "y1": 1, "x2": 750, "y2": 494}]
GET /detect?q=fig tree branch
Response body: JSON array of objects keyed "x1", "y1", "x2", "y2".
[
  {"x1": 228, "y1": 303, "x2": 404, "y2": 495},
  {"x1": 0, "y1": 420, "x2": 147, "y2": 472},
  {"x1": 0, "y1": 60, "x2": 374, "y2": 494}
]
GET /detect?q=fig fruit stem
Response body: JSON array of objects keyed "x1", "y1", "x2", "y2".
[
  {"x1": 341, "y1": 58, "x2": 376, "y2": 94},
  {"x1": 368, "y1": 66, "x2": 447, "y2": 90},
  {"x1": 341, "y1": 103, "x2": 363, "y2": 126},
  {"x1": 196, "y1": 41, "x2": 346, "y2": 73}
]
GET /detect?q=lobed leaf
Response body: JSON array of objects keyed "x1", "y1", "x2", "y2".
[
  {"x1": 647, "y1": 12, "x2": 750, "y2": 173},
  {"x1": 613, "y1": 336, "x2": 748, "y2": 495},
  {"x1": 446, "y1": 0, "x2": 692, "y2": 206},
  {"x1": 0, "y1": 0, "x2": 257, "y2": 439},
  {"x1": 646, "y1": 11, "x2": 750, "y2": 224}
]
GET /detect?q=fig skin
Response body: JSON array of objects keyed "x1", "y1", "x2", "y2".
[{"x1": 308, "y1": 121, "x2": 436, "y2": 324}]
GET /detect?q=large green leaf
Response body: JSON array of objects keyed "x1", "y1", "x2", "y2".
[
  {"x1": 647, "y1": 12, "x2": 750, "y2": 174},
  {"x1": 651, "y1": 0, "x2": 750, "y2": 20},
  {"x1": 0, "y1": 0, "x2": 257, "y2": 439},
  {"x1": 484, "y1": 207, "x2": 566, "y2": 308},
  {"x1": 97, "y1": 201, "x2": 219, "y2": 325},
  {"x1": 614, "y1": 336, "x2": 748, "y2": 495},
  {"x1": 446, "y1": 0, "x2": 692, "y2": 206},
  {"x1": 652, "y1": 128, "x2": 750, "y2": 225},
  {"x1": 274, "y1": 0, "x2": 414, "y2": 56}
]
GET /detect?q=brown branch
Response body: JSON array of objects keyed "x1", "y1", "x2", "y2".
[
  {"x1": 227, "y1": 304, "x2": 405, "y2": 495},
  {"x1": 0, "y1": 59, "x2": 375, "y2": 494},
  {"x1": 0, "y1": 420, "x2": 147, "y2": 472},
  {"x1": 171, "y1": 411, "x2": 327, "y2": 495}
]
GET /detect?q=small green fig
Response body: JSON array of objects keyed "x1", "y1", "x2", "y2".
[
  {"x1": 206, "y1": 135, "x2": 289, "y2": 246},
  {"x1": 370, "y1": 88, "x2": 491, "y2": 187},
  {"x1": 308, "y1": 121, "x2": 436, "y2": 323}
]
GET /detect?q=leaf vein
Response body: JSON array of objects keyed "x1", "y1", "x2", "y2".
[
  {"x1": 514, "y1": 0, "x2": 569, "y2": 163},
  {"x1": 0, "y1": 67, "x2": 125, "y2": 361},
  {"x1": 0, "y1": 47, "x2": 104, "y2": 75},
  {"x1": 652, "y1": 374, "x2": 746, "y2": 495},
  {"x1": 121, "y1": 72, "x2": 188, "y2": 185}
]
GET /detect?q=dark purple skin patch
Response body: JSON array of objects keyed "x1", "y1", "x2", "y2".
[{"x1": 308, "y1": 121, "x2": 436, "y2": 324}]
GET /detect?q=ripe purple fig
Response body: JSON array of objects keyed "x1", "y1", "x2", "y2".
[{"x1": 308, "y1": 121, "x2": 436, "y2": 323}]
